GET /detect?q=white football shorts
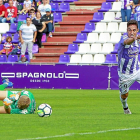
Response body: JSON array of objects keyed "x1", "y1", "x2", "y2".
[{"x1": 118, "y1": 69, "x2": 140, "y2": 95}]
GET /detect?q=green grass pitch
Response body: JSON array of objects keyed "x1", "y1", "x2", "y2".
[{"x1": 1, "y1": 89, "x2": 140, "y2": 140}]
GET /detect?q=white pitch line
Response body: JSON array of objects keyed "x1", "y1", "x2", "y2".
[{"x1": 16, "y1": 127, "x2": 140, "y2": 140}]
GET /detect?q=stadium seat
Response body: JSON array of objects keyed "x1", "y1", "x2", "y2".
[
  {"x1": 7, "y1": 55, "x2": 18, "y2": 63},
  {"x1": 111, "y1": 43, "x2": 118, "y2": 54},
  {"x1": 4, "y1": 3, "x2": 9, "y2": 8},
  {"x1": 56, "y1": 3, "x2": 70, "y2": 12},
  {"x1": 59, "y1": 54, "x2": 70, "y2": 63},
  {"x1": 106, "y1": 0, "x2": 115, "y2": 2},
  {"x1": 95, "y1": 33, "x2": 110, "y2": 43},
  {"x1": 12, "y1": 33, "x2": 20, "y2": 44},
  {"x1": 64, "y1": 0, "x2": 76, "y2": 2},
  {"x1": 98, "y1": 2, "x2": 112, "y2": 12},
  {"x1": 53, "y1": 13, "x2": 62, "y2": 23},
  {"x1": 0, "y1": 55, "x2": 7, "y2": 63},
  {"x1": 70, "y1": 54, "x2": 82, "y2": 63},
  {"x1": 80, "y1": 54, "x2": 93, "y2": 64},
  {"x1": 73, "y1": 33, "x2": 87, "y2": 43},
  {"x1": 7, "y1": 23, "x2": 18, "y2": 34},
  {"x1": 107, "y1": 33, "x2": 121, "y2": 43},
  {"x1": 76, "y1": 44, "x2": 90, "y2": 54},
  {"x1": 1, "y1": 33, "x2": 12, "y2": 44},
  {"x1": 32, "y1": 44, "x2": 39, "y2": 54},
  {"x1": 116, "y1": 22, "x2": 127, "y2": 33},
  {"x1": 93, "y1": 54, "x2": 105, "y2": 64},
  {"x1": 19, "y1": 55, "x2": 30, "y2": 62},
  {"x1": 50, "y1": 3, "x2": 59, "y2": 12},
  {"x1": 64, "y1": 44, "x2": 78, "y2": 54},
  {"x1": 81, "y1": 23, "x2": 95, "y2": 33},
  {"x1": 84, "y1": 33, "x2": 98, "y2": 44},
  {"x1": 52, "y1": 0, "x2": 64, "y2": 3},
  {"x1": 100, "y1": 43, "x2": 114, "y2": 54},
  {"x1": 88, "y1": 43, "x2": 102, "y2": 54},
  {"x1": 109, "y1": 2, "x2": 122, "y2": 12},
  {"x1": 18, "y1": 13, "x2": 28, "y2": 22},
  {"x1": 0, "y1": 23, "x2": 10, "y2": 34},
  {"x1": 92, "y1": 23, "x2": 106, "y2": 33},
  {"x1": 104, "y1": 54, "x2": 117, "y2": 64},
  {"x1": 90, "y1": 12, "x2": 104, "y2": 22},
  {"x1": 101, "y1": 12, "x2": 115, "y2": 22},
  {"x1": 41, "y1": 33, "x2": 47, "y2": 42},
  {"x1": 104, "y1": 22, "x2": 118, "y2": 33},
  {"x1": 0, "y1": 44, "x2": 3, "y2": 51},
  {"x1": 112, "y1": 12, "x2": 122, "y2": 22}
]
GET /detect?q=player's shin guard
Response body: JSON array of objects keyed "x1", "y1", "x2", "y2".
[
  {"x1": 0, "y1": 84, "x2": 8, "y2": 91},
  {"x1": 120, "y1": 96, "x2": 128, "y2": 109}
]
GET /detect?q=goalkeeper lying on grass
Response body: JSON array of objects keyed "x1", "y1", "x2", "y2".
[{"x1": 0, "y1": 78, "x2": 36, "y2": 114}]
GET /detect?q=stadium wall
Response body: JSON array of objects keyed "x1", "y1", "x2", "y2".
[{"x1": 0, "y1": 64, "x2": 139, "y2": 90}]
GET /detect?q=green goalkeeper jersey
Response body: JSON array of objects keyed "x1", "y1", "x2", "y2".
[{"x1": 7, "y1": 90, "x2": 36, "y2": 114}]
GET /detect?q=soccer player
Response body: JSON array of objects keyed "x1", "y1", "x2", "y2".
[
  {"x1": 118, "y1": 20, "x2": 140, "y2": 114},
  {"x1": 0, "y1": 78, "x2": 36, "y2": 114}
]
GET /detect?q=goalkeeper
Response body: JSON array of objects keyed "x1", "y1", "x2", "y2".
[{"x1": 0, "y1": 78, "x2": 36, "y2": 114}]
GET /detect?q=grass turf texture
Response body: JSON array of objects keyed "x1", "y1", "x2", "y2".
[{"x1": 0, "y1": 89, "x2": 140, "y2": 140}]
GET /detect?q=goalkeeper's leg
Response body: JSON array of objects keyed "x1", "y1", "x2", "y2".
[
  {"x1": 0, "y1": 91, "x2": 7, "y2": 100},
  {"x1": 0, "y1": 84, "x2": 9, "y2": 91},
  {"x1": 0, "y1": 106, "x2": 7, "y2": 114}
]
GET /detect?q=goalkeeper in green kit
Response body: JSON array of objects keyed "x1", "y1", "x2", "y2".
[{"x1": 0, "y1": 78, "x2": 36, "y2": 114}]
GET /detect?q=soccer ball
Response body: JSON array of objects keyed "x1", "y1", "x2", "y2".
[{"x1": 37, "y1": 104, "x2": 52, "y2": 117}]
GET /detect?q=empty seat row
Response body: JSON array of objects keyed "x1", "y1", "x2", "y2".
[
  {"x1": 50, "y1": 3, "x2": 70, "y2": 12},
  {"x1": 73, "y1": 33, "x2": 121, "y2": 44},
  {"x1": 64, "y1": 43, "x2": 119, "y2": 54},
  {"x1": 0, "y1": 55, "x2": 30, "y2": 63},
  {"x1": 59, "y1": 54, "x2": 118, "y2": 64}
]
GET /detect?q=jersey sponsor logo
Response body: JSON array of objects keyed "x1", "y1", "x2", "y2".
[
  {"x1": 1, "y1": 72, "x2": 79, "y2": 79},
  {"x1": 21, "y1": 109, "x2": 28, "y2": 114}
]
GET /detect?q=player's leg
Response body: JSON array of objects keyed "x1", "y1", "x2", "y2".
[
  {"x1": 0, "y1": 78, "x2": 13, "y2": 91},
  {"x1": 119, "y1": 73, "x2": 135, "y2": 114},
  {"x1": 0, "y1": 106, "x2": 7, "y2": 114},
  {"x1": 0, "y1": 91, "x2": 7, "y2": 100}
]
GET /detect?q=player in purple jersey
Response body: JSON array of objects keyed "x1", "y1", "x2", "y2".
[{"x1": 118, "y1": 20, "x2": 140, "y2": 114}]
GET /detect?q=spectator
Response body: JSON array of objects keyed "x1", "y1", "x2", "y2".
[
  {"x1": 41, "y1": 8, "x2": 53, "y2": 37},
  {"x1": 32, "y1": 11, "x2": 46, "y2": 48},
  {"x1": 38, "y1": 0, "x2": 51, "y2": 16},
  {"x1": 116, "y1": 0, "x2": 132, "y2": 22},
  {"x1": 2, "y1": 1, "x2": 17, "y2": 23},
  {"x1": 29, "y1": 9, "x2": 36, "y2": 20},
  {"x1": 0, "y1": 36, "x2": 13, "y2": 55},
  {"x1": 3, "y1": 0, "x2": 9, "y2": 4},
  {"x1": 10, "y1": 37, "x2": 22, "y2": 55},
  {"x1": 19, "y1": 0, "x2": 31, "y2": 14},
  {"x1": 0, "y1": 0, "x2": 6, "y2": 23},
  {"x1": 13, "y1": 0, "x2": 18, "y2": 7},
  {"x1": 19, "y1": 17, "x2": 37, "y2": 60}
]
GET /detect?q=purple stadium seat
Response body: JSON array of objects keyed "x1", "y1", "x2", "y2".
[
  {"x1": 32, "y1": 44, "x2": 39, "y2": 54},
  {"x1": 7, "y1": 55, "x2": 18, "y2": 62},
  {"x1": 64, "y1": 44, "x2": 78, "y2": 54},
  {"x1": 64, "y1": 0, "x2": 77, "y2": 2},
  {"x1": 56, "y1": 3, "x2": 70, "y2": 13},
  {"x1": 4, "y1": 3, "x2": 9, "y2": 8},
  {"x1": 98, "y1": 2, "x2": 112, "y2": 12},
  {"x1": 12, "y1": 33, "x2": 20, "y2": 44},
  {"x1": 59, "y1": 54, "x2": 70, "y2": 63},
  {"x1": 18, "y1": 13, "x2": 28, "y2": 22},
  {"x1": 50, "y1": 3, "x2": 59, "y2": 12},
  {"x1": 0, "y1": 55, "x2": 7, "y2": 63},
  {"x1": 73, "y1": 33, "x2": 87, "y2": 43},
  {"x1": 41, "y1": 33, "x2": 47, "y2": 42},
  {"x1": 104, "y1": 54, "x2": 117, "y2": 64},
  {"x1": 106, "y1": 0, "x2": 115, "y2": 2},
  {"x1": 7, "y1": 23, "x2": 18, "y2": 34},
  {"x1": 19, "y1": 55, "x2": 30, "y2": 62},
  {"x1": 52, "y1": 0, "x2": 64, "y2": 3},
  {"x1": 111, "y1": 43, "x2": 118, "y2": 54},
  {"x1": 90, "y1": 12, "x2": 104, "y2": 22},
  {"x1": 1, "y1": 33, "x2": 12, "y2": 44},
  {"x1": 81, "y1": 23, "x2": 95, "y2": 33},
  {"x1": 0, "y1": 44, "x2": 3, "y2": 51},
  {"x1": 53, "y1": 13, "x2": 62, "y2": 23}
]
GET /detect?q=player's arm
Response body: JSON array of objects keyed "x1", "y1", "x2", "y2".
[{"x1": 124, "y1": 37, "x2": 135, "y2": 45}]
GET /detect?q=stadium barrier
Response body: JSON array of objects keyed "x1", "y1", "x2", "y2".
[{"x1": 0, "y1": 64, "x2": 139, "y2": 90}]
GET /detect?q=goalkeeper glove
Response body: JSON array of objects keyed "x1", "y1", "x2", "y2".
[
  {"x1": 3, "y1": 98, "x2": 12, "y2": 109},
  {"x1": 9, "y1": 93, "x2": 19, "y2": 101}
]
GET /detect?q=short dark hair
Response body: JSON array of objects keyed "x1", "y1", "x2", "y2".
[
  {"x1": 127, "y1": 20, "x2": 138, "y2": 29},
  {"x1": 6, "y1": 36, "x2": 12, "y2": 42},
  {"x1": 30, "y1": 9, "x2": 35, "y2": 13},
  {"x1": 26, "y1": 17, "x2": 31, "y2": 20}
]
